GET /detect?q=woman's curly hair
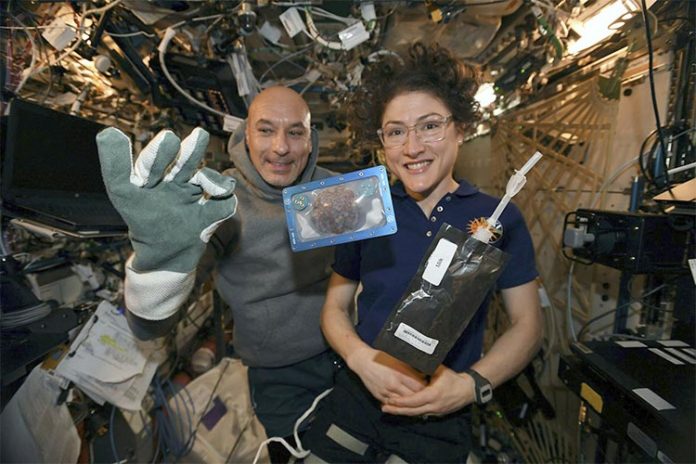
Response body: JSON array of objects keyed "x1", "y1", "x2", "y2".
[{"x1": 348, "y1": 42, "x2": 481, "y2": 150}]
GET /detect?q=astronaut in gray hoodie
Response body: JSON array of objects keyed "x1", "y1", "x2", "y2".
[{"x1": 97, "y1": 86, "x2": 336, "y2": 460}]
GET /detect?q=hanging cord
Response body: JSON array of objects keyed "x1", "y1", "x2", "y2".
[
  {"x1": 252, "y1": 388, "x2": 334, "y2": 464},
  {"x1": 565, "y1": 261, "x2": 578, "y2": 344},
  {"x1": 640, "y1": 0, "x2": 675, "y2": 196},
  {"x1": 158, "y1": 27, "x2": 228, "y2": 119}
]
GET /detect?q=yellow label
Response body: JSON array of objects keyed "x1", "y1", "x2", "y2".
[
  {"x1": 580, "y1": 382, "x2": 603, "y2": 413},
  {"x1": 99, "y1": 334, "x2": 125, "y2": 352}
]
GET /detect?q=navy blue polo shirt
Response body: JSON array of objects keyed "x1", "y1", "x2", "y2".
[{"x1": 333, "y1": 180, "x2": 538, "y2": 372}]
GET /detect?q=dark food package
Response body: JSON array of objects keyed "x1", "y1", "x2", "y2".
[{"x1": 373, "y1": 223, "x2": 510, "y2": 374}]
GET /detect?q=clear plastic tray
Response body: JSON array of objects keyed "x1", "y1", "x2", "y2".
[{"x1": 282, "y1": 166, "x2": 397, "y2": 252}]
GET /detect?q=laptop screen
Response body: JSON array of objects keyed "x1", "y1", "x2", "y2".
[{"x1": 2, "y1": 99, "x2": 108, "y2": 200}]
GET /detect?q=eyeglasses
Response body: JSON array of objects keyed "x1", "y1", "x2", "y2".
[{"x1": 377, "y1": 115, "x2": 453, "y2": 148}]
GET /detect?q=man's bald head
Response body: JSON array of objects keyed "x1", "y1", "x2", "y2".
[
  {"x1": 248, "y1": 86, "x2": 311, "y2": 125},
  {"x1": 245, "y1": 86, "x2": 313, "y2": 188}
]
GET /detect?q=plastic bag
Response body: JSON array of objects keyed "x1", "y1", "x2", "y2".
[
  {"x1": 282, "y1": 166, "x2": 397, "y2": 252},
  {"x1": 373, "y1": 223, "x2": 510, "y2": 374}
]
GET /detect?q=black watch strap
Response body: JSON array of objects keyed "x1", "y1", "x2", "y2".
[{"x1": 466, "y1": 369, "x2": 493, "y2": 404}]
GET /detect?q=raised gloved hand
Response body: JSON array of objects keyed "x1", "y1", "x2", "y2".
[{"x1": 97, "y1": 127, "x2": 237, "y2": 338}]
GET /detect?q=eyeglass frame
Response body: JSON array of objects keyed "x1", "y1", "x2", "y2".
[{"x1": 376, "y1": 114, "x2": 454, "y2": 148}]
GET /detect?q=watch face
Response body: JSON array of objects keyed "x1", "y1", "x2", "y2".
[{"x1": 480, "y1": 383, "x2": 493, "y2": 404}]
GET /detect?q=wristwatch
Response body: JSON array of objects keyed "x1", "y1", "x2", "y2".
[{"x1": 466, "y1": 369, "x2": 493, "y2": 405}]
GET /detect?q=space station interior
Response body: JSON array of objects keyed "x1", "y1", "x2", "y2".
[{"x1": 0, "y1": 0, "x2": 694, "y2": 463}]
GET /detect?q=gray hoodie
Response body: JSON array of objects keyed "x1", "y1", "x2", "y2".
[{"x1": 197, "y1": 128, "x2": 335, "y2": 367}]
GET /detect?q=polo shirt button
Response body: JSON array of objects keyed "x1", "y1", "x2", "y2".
[
  {"x1": 436, "y1": 206, "x2": 443, "y2": 212},
  {"x1": 445, "y1": 196, "x2": 452, "y2": 202},
  {"x1": 426, "y1": 231, "x2": 432, "y2": 237},
  {"x1": 430, "y1": 216, "x2": 437, "y2": 222}
]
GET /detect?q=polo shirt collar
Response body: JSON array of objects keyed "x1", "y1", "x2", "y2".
[{"x1": 391, "y1": 179, "x2": 479, "y2": 198}]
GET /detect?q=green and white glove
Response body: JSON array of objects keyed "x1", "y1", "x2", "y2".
[{"x1": 97, "y1": 127, "x2": 237, "y2": 336}]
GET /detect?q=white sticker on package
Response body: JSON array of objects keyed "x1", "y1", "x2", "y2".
[
  {"x1": 394, "y1": 322, "x2": 439, "y2": 355},
  {"x1": 422, "y1": 239, "x2": 457, "y2": 286}
]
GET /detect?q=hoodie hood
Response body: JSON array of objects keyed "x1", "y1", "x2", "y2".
[{"x1": 227, "y1": 121, "x2": 321, "y2": 200}]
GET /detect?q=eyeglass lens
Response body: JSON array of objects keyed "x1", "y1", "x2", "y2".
[{"x1": 380, "y1": 116, "x2": 449, "y2": 147}]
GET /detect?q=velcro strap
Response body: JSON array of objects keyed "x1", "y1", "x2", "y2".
[{"x1": 326, "y1": 424, "x2": 368, "y2": 456}]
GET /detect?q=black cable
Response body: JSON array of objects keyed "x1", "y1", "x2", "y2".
[
  {"x1": 576, "y1": 277, "x2": 680, "y2": 340},
  {"x1": 577, "y1": 303, "x2": 632, "y2": 341},
  {"x1": 640, "y1": 0, "x2": 674, "y2": 196},
  {"x1": 638, "y1": 128, "x2": 658, "y2": 184}
]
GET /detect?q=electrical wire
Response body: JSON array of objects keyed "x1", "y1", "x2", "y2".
[
  {"x1": 638, "y1": 125, "x2": 694, "y2": 199},
  {"x1": 271, "y1": 1, "x2": 315, "y2": 6},
  {"x1": 638, "y1": 128, "x2": 659, "y2": 185},
  {"x1": 82, "y1": 0, "x2": 124, "y2": 17},
  {"x1": 258, "y1": 44, "x2": 313, "y2": 84},
  {"x1": 303, "y1": 7, "x2": 344, "y2": 50},
  {"x1": 9, "y1": 14, "x2": 38, "y2": 95},
  {"x1": 151, "y1": 373, "x2": 197, "y2": 460},
  {"x1": 251, "y1": 44, "x2": 308, "y2": 75},
  {"x1": 590, "y1": 155, "x2": 640, "y2": 208},
  {"x1": 157, "y1": 27, "x2": 229, "y2": 119},
  {"x1": 138, "y1": 410, "x2": 161, "y2": 464},
  {"x1": 565, "y1": 261, "x2": 578, "y2": 343},
  {"x1": 25, "y1": 0, "x2": 124, "y2": 81},
  {"x1": 309, "y1": 6, "x2": 356, "y2": 25},
  {"x1": 149, "y1": 358, "x2": 231, "y2": 460},
  {"x1": 576, "y1": 282, "x2": 670, "y2": 340},
  {"x1": 105, "y1": 29, "x2": 156, "y2": 38},
  {"x1": 366, "y1": 49, "x2": 404, "y2": 65},
  {"x1": 640, "y1": 0, "x2": 675, "y2": 196},
  {"x1": 170, "y1": 378, "x2": 197, "y2": 455},
  {"x1": 0, "y1": 23, "x2": 79, "y2": 31}
]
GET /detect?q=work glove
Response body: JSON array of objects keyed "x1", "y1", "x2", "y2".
[{"x1": 97, "y1": 127, "x2": 237, "y2": 338}]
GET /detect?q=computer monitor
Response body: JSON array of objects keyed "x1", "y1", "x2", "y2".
[
  {"x1": 2, "y1": 99, "x2": 108, "y2": 200},
  {"x1": 1, "y1": 99, "x2": 126, "y2": 234}
]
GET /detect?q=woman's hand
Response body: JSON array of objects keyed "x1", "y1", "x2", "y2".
[
  {"x1": 347, "y1": 346, "x2": 427, "y2": 404},
  {"x1": 381, "y1": 365, "x2": 474, "y2": 416}
]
